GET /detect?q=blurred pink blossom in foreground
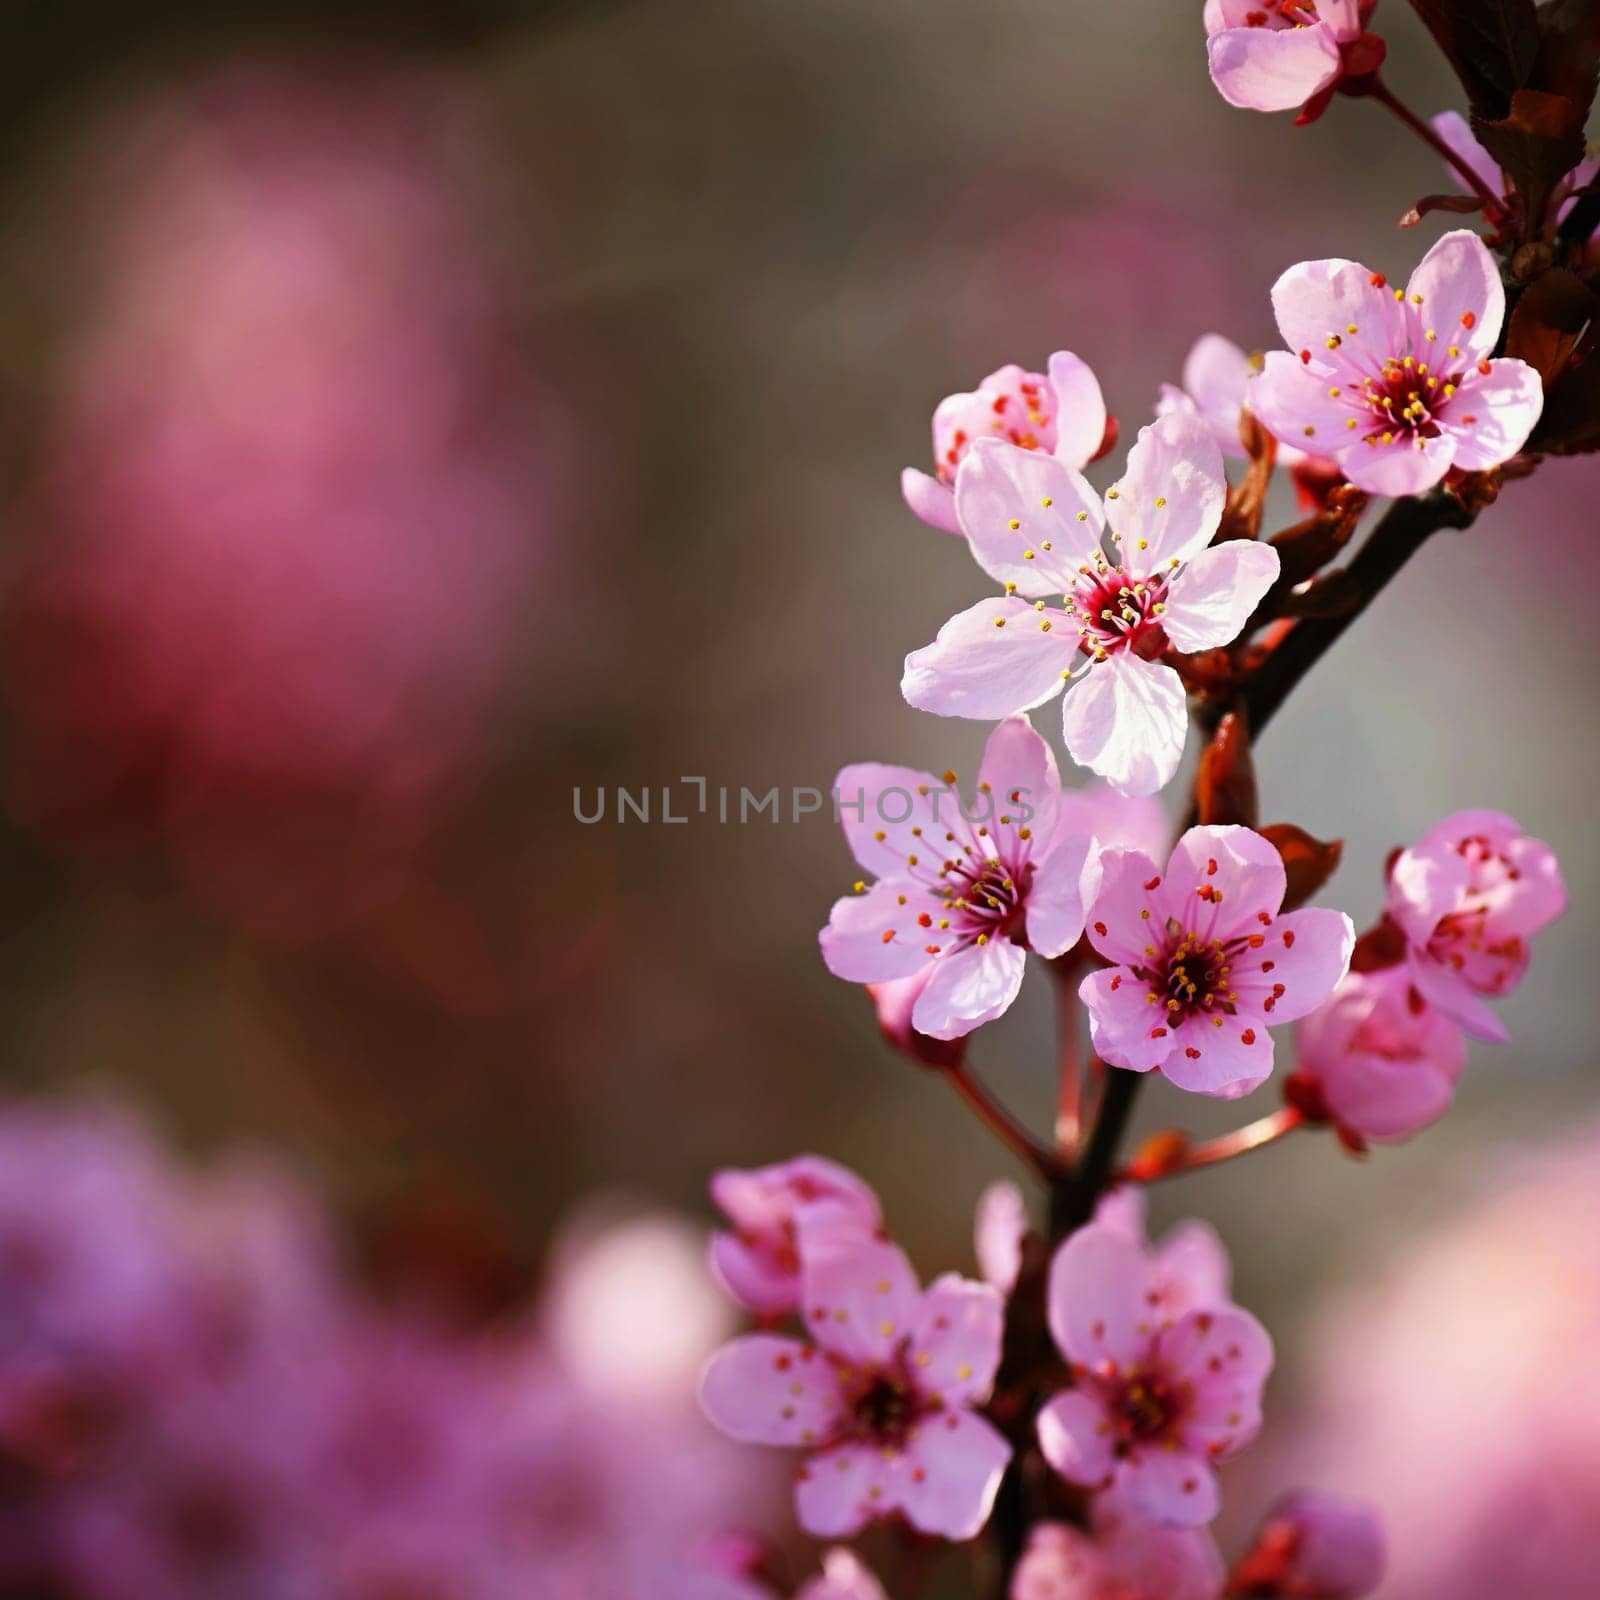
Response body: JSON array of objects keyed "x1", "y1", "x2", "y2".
[
  {"x1": 4, "y1": 62, "x2": 570, "y2": 932},
  {"x1": 0, "y1": 1098, "x2": 767, "y2": 1598}
]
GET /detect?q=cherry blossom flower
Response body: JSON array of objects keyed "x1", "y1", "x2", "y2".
[
  {"x1": 1036, "y1": 1220, "x2": 1273, "y2": 1525},
  {"x1": 699, "y1": 1231, "x2": 1011, "y2": 1540},
  {"x1": 819, "y1": 717, "x2": 1097, "y2": 1039},
  {"x1": 1385, "y1": 809, "x2": 1566, "y2": 1044},
  {"x1": 709, "y1": 1158, "x2": 883, "y2": 1317},
  {"x1": 1078, "y1": 825, "x2": 1355, "y2": 1098},
  {"x1": 1251, "y1": 230, "x2": 1543, "y2": 496},
  {"x1": 975, "y1": 1180, "x2": 1029, "y2": 1295},
  {"x1": 1292, "y1": 968, "x2": 1465, "y2": 1142},
  {"x1": 902, "y1": 353, "x2": 1110, "y2": 535},
  {"x1": 902, "y1": 414, "x2": 1278, "y2": 797},
  {"x1": 1430, "y1": 111, "x2": 1599, "y2": 237},
  {"x1": 1229, "y1": 1491, "x2": 1385, "y2": 1598},
  {"x1": 1011, "y1": 1501, "x2": 1225, "y2": 1600},
  {"x1": 1093, "y1": 1186, "x2": 1231, "y2": 1317},
  {"x1": 1204, "y1": 0, "x2": 1367, "y2": 115}
]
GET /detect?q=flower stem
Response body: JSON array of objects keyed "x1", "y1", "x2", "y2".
[
  {"x1": 944, "y1": 1062, "x2": 1057, "y2": 1180},
  {"x1": 1052, "y1": 960, "x2": 1085, "y2": 1159},
  {"x1": 1118, "y1": 1106, "x2": 1304, "y2": 1183},
  {"x1": 1369, "y1": 79, "x2": 1509, "y2": 225}
]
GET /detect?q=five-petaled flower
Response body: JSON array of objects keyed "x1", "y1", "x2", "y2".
[
  {"x1": 1251, "y1": 230, "x2": 1543, "y2": 496},
  {"x1": 1292, "y1": 967, "x2": 1464, "y2": 1142},
  {"x1": 1204, "y1": 0, "x2": 1369, "y2": 116},
  {"x1": 699, "y1": 1231, "x2": 1011, "y2": 1540},
  {"x1": 1078, "y1": 824, "x2": 1355, "y2": 1098},
  {"x1": 819, "y1": 717, "x2": 1096, "y2": 1039},
  {"x1": 1036, "y1": 1220, "x2": 1273, "y2": 1525},
  {"x1": 901, "y1": 353, "x2": 1111, "y2": 536},
  {"x1": 709, "y1": 1156, "x2": 883, "y2": 1316},
  {"x1": 1011, "y1": 1501, "x2": 1225, "y2": 1600},
  {"x1": 1384, "y1": 808, "x2": 1566, "y2": 1044},
  {"x1": 902, "y1": 413, "x2": 1279, "y2": 797}
]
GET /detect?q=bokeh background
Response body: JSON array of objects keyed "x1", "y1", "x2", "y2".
[{"x1": 0, "y1": 1, "x2": 1594, "y2": 1595}]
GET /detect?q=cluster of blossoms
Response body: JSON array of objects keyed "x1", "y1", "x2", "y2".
[
  {"x1": 0, "y1": 1101, "x2": 771, "y2": 1600},
  {"x1": 701, "y1": 5, "x2": 1584, "y2": 1593}
]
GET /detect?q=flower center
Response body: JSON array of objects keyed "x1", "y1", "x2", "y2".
[
  {"x1": 1066, "y1": 559, "x2": 1170, "y2": 663},
  {"x1": 1242, "y1": 0, "x2": 1320, "y2": 29},
  {"x1": 1112, "y1": 1372, "x2": 1180, "y2": 1449},
  {"x1": 845, "y1": 1372, "x2": 919, "y2": 1445},
  {"x1": 1136, "y1": 925, "x2": 1238, "y2": 1025},
  {"x1": 1352, "y1": 355, "x2": 1470, "y2": 445},
  {"x1": 942, "y1": 858, "x2": 1031, "y2": 943}
]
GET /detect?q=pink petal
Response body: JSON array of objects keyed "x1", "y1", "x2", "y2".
[
  {"x1": 1231, "y1": 906, "x2": 1355, "y2": 1023},
  {"x1": 1407, "y1": 948, "x2": 1509, "y2": 1043},
  {"x1": 1036, "y1": 1389, "x2": 1116, "y2": 1488},
  {"x1": 1047, "y1": 350, "x2": 1109, "y2": 471},
  {"x1": 1440, "y1": 357, "x2": 1543, "y2": 471},
  {"x1": 910, "y1": 936, "x2": 1027, "y2": 1039},
  {"x1": 1386, "y1": 844, "x2": 1471, "y2": 947},
  {"x1": 1080, "y1": 964, "x2": 1178, "y2": 1075},
  {"x1": 1155, "y1": 1220, "x2": 1233, "y2": 1311},
  {"x1": 899, "y1": 1409, "x2": 1012, "y2": 1539},
  {"x1": 1083, "y1": 845, "x2": 1167, "y2": 966},
  {"x1": 1343, "y1": 430, "x2": 1457, "y2": 496},
  {"x1": 1116, "y1": 1445, "x2": 1220, "y2": 1526},
  {"x1": 819, "y1": 877, "x2": 937, "y2": 984},
  {"x1": 1265, "y1": 1492, "x2": 1386, "y2": 1597},
  {"x1": 1047, "y1": 1221, "x2": 1158, "y2": 1368},
  {"x1": 1158, "y1": 1012, "x2": 1276, "y2": 1098},
  {"x1": 1160, "y1": 539, "x2": 1280, "y2": 653},
  {"x1": 1207, "y1": 21, "x2": 1341, "y2": 113},
  {"x1": 794, "y1": 1443, "x2": 892, "y2": 1538},
  {"x1": 1105, "y1": 413, "x2": 1226, "y2": 569},
  {"x1": 1251, "y1": 349, "x2": 1365, "y2": 449},
  {"x1": 796, "y1": 1550, "x2": 890, "y2": 1600},
  {"x1": 976, "y1": 715, "x2": 1062, "y2": 851},
  {"x1": 1270, "y1": 258, "x2": 1406, "y2": 375},
  {"x1": 954, "y1": 438, "x2": 1104, "y2": 596},
  {"x1": 1405, "y1": 228, "x2": 1504, "y2": 360},
  {"x1": 1165, "y1": 1305, "x2": 1273, "y2": 1456},
  {"x1": 1161, "y1": 825, "x2": 1287, "y2": 943},
  {"x1": 1056, "y1": 784, "x2": 1170, "y2": 865},
  {"x1": 801, "y1": 1235, "x2": 922, "y2": 1368},
  {"x1": 1321, "y1": 1028, "x2": 1462, "y2": 1141},
  {"x1": 1430, "y1": 110, "x2": 1501, "y2": 198},
  {"x1": 1062, "y1": 654, "x2": 1188, "y2": 799},
  {"x1": 903, "y1": 596, "x2": 1073, "y2": 722},
  {"x1": 908, "y1": 1273, "x2": 1005, "y2": 1404},
  {"x1": 1181, "y1": 332, "x2": 1254, "y2": 458},
  {"x1": 1025, "y1": 829, "x2": 1093, "y2": 959},
  {"x1": 699, "y1": 1334, "x2": 843, "y2": 1446},
  {"x1": 900, "y1": 467, "x2": 962, "y2": 535},
  {"x1": 974, "y1": 1179, "x2": 1026, "y2": 1294},
  {"x1": 832, "y1": 761, "x2": 948, "y2": 878}
]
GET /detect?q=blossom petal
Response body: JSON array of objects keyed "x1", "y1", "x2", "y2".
[
  {"x1": 976, "y1": 715, "x2": 1061, "y2": 853},
  {"x1": 903, "y1": 597, "x2": 1074, "y2": 722},
  {"x1": 1406, "y1": 228, "x2": 1504, "y2": 359},
  {"x1": 1037, "y1": 1389, "x2": 1116, "y2": 1488},
  {"x1": 1440, "y1": 358, "x2": 1543, "y2": 471},
  {"x1": 975, "y1": 1180, "x2": 1027, "y2": 1295},
  {"x1": 795, "y1": 1444, "x2": 892, "y2": 1538},
  {"x1": 1251, "y1": 349, "x2": 1365, "y2": 449},
  {"x1": 1025, "y1": 829, "x2": 1092, "y2": 959},
  {"x1": 1430, "y1": 111, "x2": 1501, "y2": 198},
  {"x1": 1159, "y1": 540, "x2": 1279, "y2": 653},
  {"x1": 1232, "y1": 907, "x2": 1356, "y2": 1023},
  {"x1": 1182, "y1": 332, "x2": 1254, "y2": 458},
  {"x1": 1104, "y1": 413, "x2": 1225, "y2": 568},
  {"x1": 1158, "y1": 1013, "x2": 1276, "y2": 1098},
  {"x1": 955, "y1": 438, "x2": 1105, "y2": 595},
  {"x1": 801, "y1": 1236, "x2": 922, "y2": 1368},
  {"x1": 1206, "y1": 22, "x2": 1341, "y2": 113},
  {"x1": 1270, "y1": 257, "x2": 1406, "y2": 374},
  {"x1": 910, "y1": 937, "x2": 1027, "y2": 1040},
  {"x1": 797, "y1": 1550, "x2": 890, "y2": 1600},
  {"x1": 820, "y1": 877, "x2": 937, "y2": 984},
  {"x1": 1165, "y1": 1305, "x2": 1273, "y2": 1457},
  {"x1": 1062, "y1": 655, "x2": 1188, "y2": 799},
  {"x1": 1407, "y1": 949, "x2": 1509, "y2": 1043},
  {"x1": 1116, "y1": 1447, "x2": 1220, "y2": 1526},
  {"x1": 900, "y1": 467, "x2": 962, "y2": 535},
  {"x1": 1083, "y1": 845, "x2": 1167, "y2": 966},
  {"x1": 1048, "y1": 351, "x2": 1109, "y2": 471},
  {"x1": 1341, "y1": 430, "x2": 1457, "y2": 496},
  {"x1": 900, "y1": 1410, "x2": 1012, "y2": 1540},
  {"x1": 1160, "y1": 825, "x2": 1287, "y2": 944},
  {"x1": 832, "y1": 762, "x2": 948, "y2": 878},
  {"x1": 1047, "y1": 1221, "x2": 1158, "y2": 1368},
  {"x1": 699, "y1": 1335, "x2": 843, "y2": 1446},
  {"x1": 1080, "y1": 965, "x2": 1176, "y2": 1075},
  {"x1": 1387, "y1": 843, "x2": 1471, "y2": 947},
  {"x1": 909, "y1": 1273, "x2": 1005, "y2": 1405}
]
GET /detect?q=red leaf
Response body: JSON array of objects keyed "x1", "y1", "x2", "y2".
[{"x1": 1259, "y1": 823, "x2": 1343, "y2": 912}]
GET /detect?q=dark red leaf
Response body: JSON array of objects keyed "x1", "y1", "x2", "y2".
[
  {"x1": 1399, "y1": 192, "x2": 1491, "y2": 227},
  {"x1": 1506, "y1": 266, "x2": 1597, "y2": 384},
  {"x1": 1409, "y1": 0, "x2": 1540, "y2": 118},
  {"x1": 1259, "y1": 823, "x2": 1343, "y2": 912},
  {"x1": 1472, "y1": 88, "x2": 1588, "y2": 228}
]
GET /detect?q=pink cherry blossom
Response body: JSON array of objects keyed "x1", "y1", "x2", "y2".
[
  {"x1": 902, "y1": 414, "x2": 1279, "y2": 797},
  {"x1": 1011, "y1": 1502, "x2": 1224, "y2": 1600},
  {"x1": 975, "y1": 1180, "x2": 1029, "y2": 1294},
  {"x1": 1385, "y1": 808, "x2": 1566, "y2": 1044},
  {"x1": 820, "y1": 717, "x2": 1096, "y2": 1039},
  {"x1": 1036, "y1": 1221, "x2": 1272, "y2": 1525},
  {"x1": 1251, "y1": 230, "x2": 1544, "y2": 495},
  {"x1": 1093, "y1": 1186, "x2": 1231, "y2": 1317},
  {"x1": 1292, "y1": 968, "x2": 1464, "y2": 1141},
  {"x1": 1079, "y1": 825, "x2": 1355, "y2": 1098},
  {"x1": 709, "y1": 1157, "x2": 882, "y2": 1316},
  {"x1": 699, "y1": 1231, "x2": 1011, "y2": 1540},
  {"x1": 902, "y1": 353, "x2": 1109, "y2": 535},
  {"x1": 1204, "y1": 0, "x2": 1365, "y2": 115},
  {"x1": 1230, "y1": 1491, "x2": 1385, "y2": 1597},
  {"x1": 1431, "y1": 110, "x2": 1599, "y2": 236}
]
